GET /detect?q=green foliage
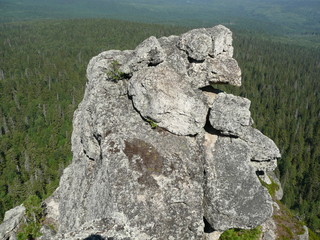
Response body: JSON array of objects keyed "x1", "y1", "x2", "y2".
[
  {"x1": 146, "y1": 119, "x2": 158, "y2": 129},
  {"x1": 105, "y1": 60, "x2": 126, "y2": 82},
  {"x1": 17, "y1": 222, "x2": 42, "y2": 240},
  {"x1": 17, "y1": 195, "x2": 42, "y2": 240},
  {"x1": 219, "y1": 227, "x2": 261, "y2": 240},
  {"x1": 259, "y1": 176, "x2": 280, "y2": 198},
  {"x1": 309, "y1": 228, "x2": 320, "y2": 240}
]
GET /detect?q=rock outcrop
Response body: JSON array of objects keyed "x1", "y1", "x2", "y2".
[
  {"x1": 0, "y1": 205, "x2": 25, "y2": 240},
  {"x1": 1, "y1": 25, "x2": 286, "y2": 240}
]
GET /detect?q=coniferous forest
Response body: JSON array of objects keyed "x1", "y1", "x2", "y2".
[{"x1": 0, "y1": 18, "x2": 319, "y2": 237}]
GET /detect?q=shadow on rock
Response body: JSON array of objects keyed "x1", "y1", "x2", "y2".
[{"x1": 83, "y1": 235, "x2": 108, "y2": 240}]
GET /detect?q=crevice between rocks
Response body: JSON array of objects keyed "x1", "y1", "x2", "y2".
[
  {"x1": 199, "y1": 85, "x2": 223, "y2": 94},
  {"x1": 83, "y1": 149, "x2": 95, "y2": 161},
  {"x1": 203, "y1": 108, "x2": 237, "y2": 139},
  {"x1": 93, "y1": 133, "x2": 103, "y2": 162},
  {"x1": 187, "y1": 56, "x2": 205, "y2": 64},
  {"x1": 203, "y1": 216, "x2": 215, "y2": 233}
]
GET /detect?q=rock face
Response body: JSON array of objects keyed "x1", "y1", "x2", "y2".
[
  {"x1": 0, "y1": 25, "x2": 283, "y2": 240},
  {"x1": 0, "y1": 205, "x2": 25, "y2": 240}
]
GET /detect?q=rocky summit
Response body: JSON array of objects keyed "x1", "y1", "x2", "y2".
[{"x1": 1, "y1": 25, "x2": 282, "y2": 240}]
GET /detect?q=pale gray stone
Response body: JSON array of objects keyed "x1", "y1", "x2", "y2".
[
  {"x1": 0, "y1": 205, "x2": 25, "y2": 240},
  {"x1": 128, "y1": 64, "x2": 208, "y2": 136},
  {"x1": 203, "y1": 231, "x2": 222, "y2": 240},
  {"x1": 86, "y1": 50, "x2": 132, "y2": 84},
  {"x1": 46, "y1": 61, "x2": 205, "y2": 239},
  {"x1": 209, "y1": 92, "x2": 252, "y2": 133},
  {"x1": 124, "y1": 36, "x2": 166, "y2": 72},
  {"x1": 203, "y1": 135, "x2": 273, "y2": 231},
  {"x1": 260, "y1": 217, "x2": 277, "y2": 240},
  {"x1": 178, "y1": 28, "x2": 213, "y2": 61},
  {"x1": 41, "y1": 190, "x2": 60, "y2": 230},
  {"x1": 159, "y1": 35, "x2": 189, "y2": 75},
  {"x1": 188, "y1": 56, "x2": 242, "y2": 87},
  {"x1": 38, "y1": 225, "x2": 57, "y2": 240},
  {"x1": 209, "y1": 92, "x2": 280, "y2": 168},
  {"x1": 298, "y1": 226, "x2": 309, "y2": 240},
  {"x1": 206, "y1": 25, "x2": 234, "y2": 58}
]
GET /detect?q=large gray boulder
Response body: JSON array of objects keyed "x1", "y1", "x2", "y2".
[
  {"x1": 203, "y1": 135, "x2": 273, "y2": 231},
  {"x1": 178, "y1": 28, "x2": 213, "y2": 61},
  {"x1": 128, "y1": 64, "x2": 208, "y2": 136},
  {"x1": 0, "y1": 25, "x2": 283, "y2": 240},
  {"x1": 209, "y1": 92, "x2": 281, "y2": 173},
  {"x1": 188, "y1": 57, "x2": 242, "y2": 87},
  {"x1": 177, "y1": 26, "x2": 241, "y2": 87}
]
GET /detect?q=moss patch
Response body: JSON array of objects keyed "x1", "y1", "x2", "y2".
[
  {"x1": 259, "y1": 176, "x2": 280, "y2": 199},
  {"x1": 219, "y1": 227, "x2": 261, "y2": 240}
]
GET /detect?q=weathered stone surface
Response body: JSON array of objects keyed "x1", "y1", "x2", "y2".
[
  {"x1": 38, "y1": 225, "x2": 57, "y2": 240},
  {"x1": 177, "y1": 25, "x2": 234, "y2": 61},
  {"x1": 260, "y1": 217, "x2": 277, "y2": 240},
  {"x1": 159, "y1": 35, "x2": 189, "y2": 75},
  {"x1": 13, "y1": 25, "x2": 285, "y2": 240},
  {"x1": 209, "y1": 92, "x2": 252, "y2": 133},
  {"x1": 206, "y1": 25, "x2": 234, "y2": 58},
  {"x1": 41, "y1": 191, "x2": 60, "y2": 230},
  {"x1": 188, "y1": 56, "x2": 242, "y2": 87},
  {"x1": 125, "y1": 36, "x2": 166, "y2": 72},
  {"x1": 128, "y1": 64, "x2": 208, "y2": 136},
  {"x1": 44, "y1": 60, "x2": 205, "y2": 239},
  {"x1": 0, "y1": 205, "x2": 25, "y2": 240},
  {"x1": 86, "y1": 50, "x2": 132, "y2": 83},
  {"x1": 298, "y1": 226, "x2": 309, "y2": 240},
  {"x1": 203, "y1": 135, "x2": 273, "y2": 231},
  {"x1": 178, "y1": 28, "x2": 213, "y2": 61},
  {"x1": 203, "y1": 231, "x2": 222, "y2": 240},
  {"x1": 209, "y1": 92, "x2": 280, "y2": 172}
]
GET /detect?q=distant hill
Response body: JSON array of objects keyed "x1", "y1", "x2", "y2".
[{"x1": 1, "y1": 0, "x2": 319, "y2": 46}]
